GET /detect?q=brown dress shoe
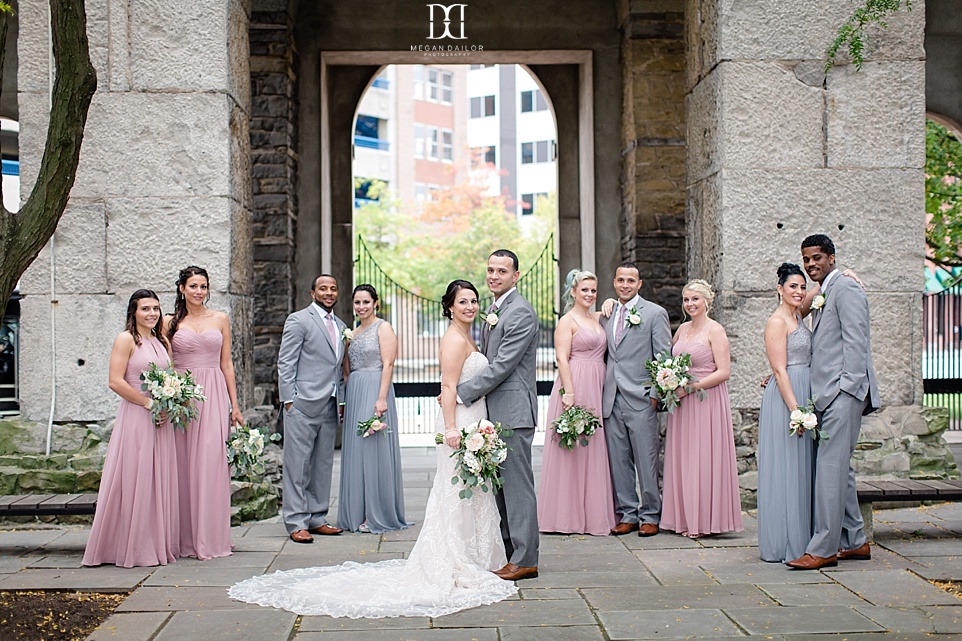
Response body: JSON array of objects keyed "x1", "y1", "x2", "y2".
[
  {"x1": 289, "y1": 529, "x2": 314, "y2": 544},
  {"x1": 494, "y1": 563, "x2": 539, "y2": 581},
  {"x1": 308, "y1": 524, "x2": 343, "y2": 536},
  {"x1": 638, "y1": 523, "x2": 660, "y2": 537},
  {"x1": 786, "y1": 553, "x2": 838, "y2": 570},
  {"x1": 838, "y1": 542, "x2": 871, "y2": 561},
  {"x1": 610, "y1": 522, "x2": 639, "y2": 535}
]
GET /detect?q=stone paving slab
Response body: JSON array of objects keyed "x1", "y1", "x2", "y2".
[
  {"x1": 87, "y1": 612, "x2": 172, "y2": 641},
  {"x1": 295, "y1": 630, "x2": 499, "y2": 641},
  {"x1": 539, "y1": 550, "x2": 644, "y2": 573},
  {"x1": 179, "y1": 552, "x2": 277, "y2": 569},
  {"x1": 40, "y1": 529, "x2": 90, "y2": 551},
  {"x1": 596, "y1": 608, "x2": 742, "y2": 639},
  {"x1": 229, "y1": 536, "x2": 286, "y2": 553},
  {"x1": 853, "y1": 605, "x2": 936, "y2": 633},
  {"x1": 299, "y1": 614, "x2": 431, "y2": 631},
  {"x1": 499, "y1": 626, "x2": 607, "y2": 641},
  {"x1": 880, "y1": 538, "x2": 962, "y2": 557},
  {"x1": 0, "y1": 567, "x2": 150, "y2": 590},
  {"x1": 725, "y1": 605, "x2": 885, "y2": 635},
  {"x1": 431, "y1": 598, "x2": 595, "y2": 627},
  {"x1": 827, "y1": 569, "x2": 962, "y2": 607},
  {"x1": 907, "y1": 556, "x2": 962, "y2": 580},
  {"x1": 267, "y1": 552, "x2": 403, "y2": 572},
  {"x1": 518, "y1": 587, "x2": 580, "y2": 600},
  {"x1": 116, "y1": 586, "x2": 264, "y2": 612},
  {"x1": 622, "y1": 533, "x2": 703, "y2": 550},
  {"x1": 631, "y1": 551, "x2": 717, "y2": 586},
  {"x1": 0, "y1": 528, "x2": 68, "y2": 552},
  {"x1": 143, "y1": 565, "x2": 267, "y2": 587},
  {"x1": 517, "y1": 570, "x2": 658, "y2": 589},
  {"x1": 27, "y1": 553, "x2": 84, "y2": 568},
  {"x1": 782, "y1": 635, "x2": 955, "y2": 641},
  {"x1": 582, "y1": 584, "x2": 776, "y2": 611},
  {"x1": 154, "y1": 609, "x2": 296, "y2": 641},
  {"x1": 921, "y1": 605, "x2": 962, "y2": 633},
  {"x1": 758, "y1": 582, "x2": 870, "y2": 607}
]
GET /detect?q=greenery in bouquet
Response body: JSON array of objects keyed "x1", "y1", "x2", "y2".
[
  {"x1": 356, "y1": 415, "x2": 390, "y2": 438},
  {"x1": 434, "y1": 419, "x2": 512, "y2": 500},
  {"x1": 551, "y1": 395, "x2": 601, "y2": 450},
  {"x1": 140, "y1": 362, "x2": 206, "y2": 430},
  {"x1": 789, "y1": 398, "x2": 828, "y2": 441},
  {"x1": 227, "y1": 423, "x2": 282, "y2": 482},
  {"x1": 644, "y1": 352, "x2": 702, "y2": 414}
]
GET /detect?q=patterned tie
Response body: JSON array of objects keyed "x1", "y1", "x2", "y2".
[
  {"x1": 615, "y1": 304, "x2": 627, "y2": 344},
  {"x1": 325, "y1": 313, "x2": 339, "y2": 355}
]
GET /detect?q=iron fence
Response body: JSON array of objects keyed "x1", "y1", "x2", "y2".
[{"x1": 923, "y1": 281, "x2": 962, "y2": 430}]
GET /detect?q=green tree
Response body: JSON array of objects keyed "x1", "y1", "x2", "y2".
[
  {"x1": 825, "y1": 0, "x2": 910, "y2": 72},
  {"x1": 0, "y1": 0, "x2": 98, "y2": 312},
  {"x1": 926, "y1": 120, "x2": 962, "y2": 276}
]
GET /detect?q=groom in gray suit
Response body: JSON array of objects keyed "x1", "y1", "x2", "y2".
[
  {"x1": 458, "y1": 249, "x2": 540, "y2": 581},
  {"x1": 277, "y1": 274, "x2": 347, "y2": 543},
  {"x1": 787, "y1": 234, "x2": 879, "y2": 570},
  {"x1": 602, "y1": 262, "x2": 671, "y2": 537}
]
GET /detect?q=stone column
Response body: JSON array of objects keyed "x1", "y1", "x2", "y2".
[
  {"x1": 17, "y1": 0, "x2": 254, "y2": 423},
  {"x1": 620, "y1": 0, "x2": 688, "y2": 316},
  {"x1": 686, "y1": 0, "x2": 926, "y2": 411}
]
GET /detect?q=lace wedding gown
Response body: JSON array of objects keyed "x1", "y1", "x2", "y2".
[{"x1": 229, "y1": 352, "x2": 517, "y2": 617}]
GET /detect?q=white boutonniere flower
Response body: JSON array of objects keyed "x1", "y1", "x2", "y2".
[
  {"x1": 811, "y1": 293, "x2": 826, "y2": 310},
  {"x1": 626, "y1": 306, "x2": 643, "y2": 326},
  {"x1": 342, "y1": 328, "x2": 354, "y2": 342},
  {"x1": 479, "y1": 311, "x2": 499, "y2": 327}
]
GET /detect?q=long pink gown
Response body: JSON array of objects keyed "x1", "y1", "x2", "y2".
[
  {"x1": 83, "y1": 336, "x2": 179, "y2": 567},
  {"x1": 172, "y1": 329, "x2": 232, "y2": 560},
  {"x1": 537, "y1": 327, "x2": 617, "y2": 535},
  {"x1": 661, "y1": 338, "x2": 743, "y2": 536}
]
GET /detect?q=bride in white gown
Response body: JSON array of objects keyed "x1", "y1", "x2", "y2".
[{"x1": 229, "y1": 280, "x2": 517, "y2": 618}]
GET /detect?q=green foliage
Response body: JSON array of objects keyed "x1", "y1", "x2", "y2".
[
  {"x1": 926, "y1": 120, "x2": 962, "y2": 274},
  {"x1": 825, "y1": 0, "x2": 909, "y2": 73}
]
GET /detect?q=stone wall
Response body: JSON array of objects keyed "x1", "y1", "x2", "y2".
[
  {"x1": 250, "y1": 0, "x2": 298, "y2": 406},
  {"x1": 620, "y1": 0, "x2": 688, "y2": 319}
]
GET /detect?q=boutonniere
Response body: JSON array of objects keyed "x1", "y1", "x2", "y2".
[
  {"x1": 341, "y1": 328, "x2": 354, "y2": 342},
  {"x1": 626, "y1": 306, "x2": 643, "y2": 327},
  {"x1": 811, "y1": 292, "x2": 827, "y2": 310},
  {"x1": 479, "y1": 311, "x2": 499, "y2": 327}
]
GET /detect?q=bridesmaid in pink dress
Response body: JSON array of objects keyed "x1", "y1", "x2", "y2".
[
  {"x1": 83, "y1": 289, "x2": 180, "y2": 567},
  {"x1": 538, "y1": 270, "x2": 617, "y2": 535},
  {"x1": 165, "y1": 266, "x2": 244, "y2": 560},
  {"x1": 661, "y1": 279, "x2": 743, "y2": 538}
]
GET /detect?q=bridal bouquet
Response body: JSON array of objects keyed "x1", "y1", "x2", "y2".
[
  {"x1": 551, "y1": 397, "x2": 601, "y2": 450},
  {"x1": 435, "y1": 419, "x2": 511, "y2": 500},
  {"x1": 645, "y1": 352, "x2": 702, "y2": 413},
  {"x1": 789, "y1": 399, "x2": 827, "y2": 441},
  {"x1": 356, "y1": 415, "x2": 390, "y2": 438},
  {"x1": 226, "y1": 423, "x2": 281, "y2": 481},
  {"x1": 140, "y1": 362, "x2": 206, "y2": 430}
]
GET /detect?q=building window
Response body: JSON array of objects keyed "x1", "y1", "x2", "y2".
[
  {"x1": 414, "y1": 124, "x2": 425, "y2": 159},
  {"x1": 536, "y1": 140, "x2": 550, "y2": 162},
  {"x1": 413, "y1": 65, "x2": 425, "y2": 100},
  {"x1": 415, "y1": 183, "x2": 428, "y2": 202},
  {"x1": 355, "y1": 115, "x2": 388, "y2": 151},
  {"x1": 470, "y1": 95, "x2": 496, "y2": 118},
  {"x1": 521, "y1": 140, "x2": 554, "y2": 164},
  {"x1": 471, "y1": 146, "x2": 496, "y2": 166},
  {"x1": 520, "y1": 89, "x2": 548, "y2": 113},
  {"x1": 521, "y1": 142, "x2": 533, "y2": 164},
  {"x1": 520, "y1": 192, "x2": 548, "y2": 216},
  {"x1": 441, "y1": 130, "x2": 453, "y2": 162},
  {"x1": 428, "y1": 127, "x2": 440, "y2": 161},
  {"x1": 440, "y1": 71, "x2": 453, "y2": 104}
]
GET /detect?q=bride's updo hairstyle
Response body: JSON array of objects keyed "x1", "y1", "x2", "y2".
[
  {"x1": 561, "y1": 269, "x2": 598, "y2": 314},
  {"x1": 776, "y1": 262, "x2": 805, "y2": 286},
  {"x1": 441, "y1": 279, "x2": 479, "y2": 319},
  {"x1": 682, "y1": 278, "x2": 715, "y2": 312}
]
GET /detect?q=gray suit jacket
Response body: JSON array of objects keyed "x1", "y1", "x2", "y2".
[
  {"x1": 602, "y1": 296, "x2": 672, "y2": 417},
  {"x1": 277, "y1": 305, "x2": 347, "y2": 418},
  {"x1": 810, "y1": 273, "x2": 880, "y2": 414},
  {"x1": 457, "y1": 290, "x2": 539, "y2": 428}
]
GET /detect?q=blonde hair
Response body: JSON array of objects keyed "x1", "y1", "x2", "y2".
[
  {"x1": 683, "y1": 279, "x2": 715, "y2": 311},
  {"x1": 562, "y1": 269, "x2": 598, "y2": 313}
]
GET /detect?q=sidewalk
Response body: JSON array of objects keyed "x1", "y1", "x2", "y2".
[{"x1": 2, "y1": 445, "x2": 962, "y2": 640}]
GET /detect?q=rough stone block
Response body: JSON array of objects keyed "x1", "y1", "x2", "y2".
[
  {"x1": 17, "y1": 469, "x2": 77, "y2": 493},
  {"x1": 229, "y1": 0, "x2": 253, "y2": 109},
  {"x1": 0, "y1": 468, "x2": 18, "y2": 494},
  {"x1": 16, "y1": 0, "x2": 51, "y2": 93},
  {"x1": 867, "y1": 292, "x2": 922, "y2": 407},
  {"x1": 107, "y1": 0, "x2": 132, "y2": 91},
  {"x1": 685, "y1": 66, "x2": 720, "y2": 183},
  {"x1": 18, "y1": 202, "x2": 108, "y2": 295},
  {"x1": 76, "y1": 470, "x2": 103, "y2": 492},
  {"x1": 827, "y1": 61, "x2": 926, "y2": 169},
  {"x1": 714, "y1": 294, "x2": 776, "y2": 410}
]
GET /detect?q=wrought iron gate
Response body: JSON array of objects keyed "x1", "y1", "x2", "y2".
[
  {"x1": 354, "y1": 235, "x2": 557, "y2": 433},
  {"x1": 923, "y1": 282, "x2": 962, "y2": 430}
]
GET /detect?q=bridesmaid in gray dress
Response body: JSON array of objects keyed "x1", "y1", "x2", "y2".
[
  {"x1": 337, "y1": 285, "x2": 412, "y2": 533},
  {"x1": 758, "y1": 263, "x2": 815, "y2": 563}
]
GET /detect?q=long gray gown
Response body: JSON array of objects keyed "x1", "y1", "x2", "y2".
[
  {"x1": 757, "y1": 317, "x2": 815, "y2": 563},
  {"x1": 336, "y1": 319, "x2": 411, "y2": 533}
]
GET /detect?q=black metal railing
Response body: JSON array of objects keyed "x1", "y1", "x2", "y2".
[{"x1": 923, "y1": 281, "x2": 962, "y2": 430}]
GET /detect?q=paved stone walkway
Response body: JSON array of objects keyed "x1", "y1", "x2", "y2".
[{"x1": 2, "y1": 446, "x2": 962, "y2": 640}]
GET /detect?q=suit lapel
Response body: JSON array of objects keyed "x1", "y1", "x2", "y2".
[{"x1": 811, "y1": 278, "x2": 834, "y2": 334}]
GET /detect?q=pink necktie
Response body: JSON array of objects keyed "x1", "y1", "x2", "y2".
[
  {"x1": 615, "y1": 305, "x2": 627, "y2": 343},
  {"x1": 325, "y1": 313, "x2": 338, "y2": 353}
]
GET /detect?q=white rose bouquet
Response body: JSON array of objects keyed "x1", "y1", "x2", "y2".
[
  {"x1": 434, "y1": 419, "x2": 511, "y2": 500},
  {"x1": 551, "y1": 394, "x2": 601, "y2": 450},
  {"x1": 140, "y1": 362, "x2": 206, "y2": 430},
  {"x1": 356, "y1": 415, "x2": 390, "y2": 438},
  {"x1": 226, "y1": 423, "x2": 282, "y2": 481},
  {"x1": 644, "y1": 352, "x2": 702, "y2": 413},
  {"x1": 789, "y1": 398, "x2": 827, "y2": 441}
]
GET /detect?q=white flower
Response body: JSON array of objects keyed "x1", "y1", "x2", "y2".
[
  {"x1": 161, "y1": 384, "x2": 176, "y2": 398},
  {"x1": 342, "y1": 328, "x2": 353, "y2": 341},
  {"x1": 484, "y1": 312, "x2": 499, "y2": 327},
  {"x1": 811, "y1": 294, "x2": 826, "y2": 310},
  {"x1": 656, "y1": 368, "x2": 679, "y2": 390},
  {"x1": 466, "y1": 432, "x2": 485, "y2": 452},
  {"x1": 492, "y1": 447, "x2": 507, "y2": 464},
  {"x1": 627, "y1": 311, "x2": 642, "y2": 326},
  {"x1": 790, "y1": 408, "x2": 804, "y2": 422},
  {"x1": 678, "y1": 377, "x2": 688, "y2": 387},
  {"x1": 802, "y1": 413, "x2": 819, "y2": 430},
  {"x1": 463, "y1": 451, "x2": 481, "y2": 474},
  {"x1": 664, "y1": 359, "x2": 673, "y2": 367}
]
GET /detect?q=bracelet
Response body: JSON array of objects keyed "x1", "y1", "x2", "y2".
[{"x1": 144, "y1": 398, "x2": 154, "y2": 411}]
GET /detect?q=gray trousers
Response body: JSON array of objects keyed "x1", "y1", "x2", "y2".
[
  {"x1": 281, "y1": 398, "x2": 338, "y2": 534},
  {"x1": 496, "y1": 425, "x2": 539, "y2": 567},
  {"x1": 806, "y1": 391, "x2": 868, "y2": 558},
  {"x1": 605, "y1": 392, "x2": 661, "y2": 525}
]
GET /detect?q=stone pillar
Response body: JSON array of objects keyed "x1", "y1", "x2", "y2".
[
  {"x1": 250, "y1": 0, "x2": 297, "y2": 407},
  {"x1": 620, "y1": 0, "x2": 688, "y2": 318},
  {"x1": 17, "y1": 0, "x2": 254, "y2": 423},
  {"x1": 686, "y1": 0, "x2": 926, "y2": 413}
]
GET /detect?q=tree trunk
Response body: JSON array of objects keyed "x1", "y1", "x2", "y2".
[{"x1": 0, "y1": 0, "x2": 97, "y2": 312}]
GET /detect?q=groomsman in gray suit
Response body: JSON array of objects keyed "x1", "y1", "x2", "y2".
[
  {"x1": 787, "y1": 234, "x2": 879, "y2": 570},
  {"x1": 277, "y1": 275, "x2": 347, "y2": 543},
  {"x1": 458, "y1": 249, "x2": 540, "y2": 581},
  {"x1": 602, "y1": 262, "x2": 672, "y2": 537}
]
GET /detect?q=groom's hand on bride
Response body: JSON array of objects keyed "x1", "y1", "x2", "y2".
[{"x1": 444, "y1": 430, "x2": 461, "y2": 449}]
